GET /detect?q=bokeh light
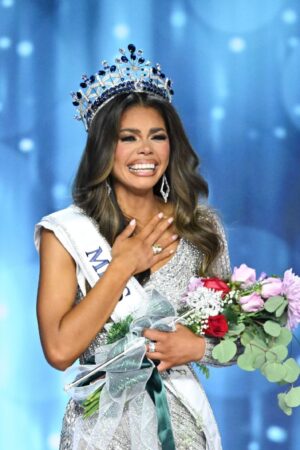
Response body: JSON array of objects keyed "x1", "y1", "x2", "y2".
[
  {"x1": 1, "y1": 0, "x2": 14, "y2": 7},
  {"x1": 211, "y1": 106, "x2": 226, "y2": 121},
  {"x1": 113, "y1": 24, "x2": 130, "y2": 39},
  {"x1": 266, "y1": 426, "x2": 288, "y2": 443},
  {"x1": 170, "y1": 9, "x2": 187, "y2": 28},
  {"x1": 228, "y1": 37, "x2": 247, "y2": 53},
  {"x1": 16, "y1": 40, "x2": 34, "y2": 57},
  {"x1": 19, "y1": 138, "x2": 34, "y2": 153},
  {"x1": 0, "y1": 36, "x2": 12, "y2": 49},
  {"x1": 282, "y1": 8, "x2": 298, "y2": 24}
]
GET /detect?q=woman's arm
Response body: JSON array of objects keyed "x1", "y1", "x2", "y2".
[
  {"x1": 37, "y1": 229, "x2": 135, "y2": 371},
  {"x1": 145, "y1": 209, "x2": 233, "y2": 371},
  {"x1": 37, "y1": 213, "x2": 176, "y2": 371}
]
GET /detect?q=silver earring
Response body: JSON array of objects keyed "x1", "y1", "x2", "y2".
[
  {"x1": 160, "y1": 173, "x2": 170, "y2": 203},
  {"x1": 105, "y1": 180, "x2": 112, "y2": 196}
]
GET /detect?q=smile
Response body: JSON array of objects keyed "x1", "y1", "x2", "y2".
[{"x1": 128, "y1": 163, "x2": 157, "y2": 175}]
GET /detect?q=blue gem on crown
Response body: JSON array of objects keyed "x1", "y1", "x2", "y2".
[{"x1": 71, "y1": 44, "x2": 174, "y2": 131}]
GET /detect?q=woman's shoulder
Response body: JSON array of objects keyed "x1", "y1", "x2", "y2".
[
  {"x1": 37, "y1": 204, "x2": 83, "y2": 224},
  {"x1": 195, "y1": 203, "x2": 222, "y2": 224},
  {"x1": 195, "y1": 203, "x2": 228, "y2": 244},
  {"x1": 34, "y1": 204, "x2": 88, "y2": 251}
]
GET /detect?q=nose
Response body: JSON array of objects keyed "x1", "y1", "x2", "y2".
[{"x1": 137, "y1": 139, "x2": 153, "y2": 154}]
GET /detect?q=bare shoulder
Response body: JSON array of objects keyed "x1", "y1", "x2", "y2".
[{"x1": 39, "y1": 227, "x2": 76, "y2": 269}]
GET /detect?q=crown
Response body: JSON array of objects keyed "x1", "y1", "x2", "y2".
[{"x1": 71, "y1": 44, "x2": 174, "y2": 131}]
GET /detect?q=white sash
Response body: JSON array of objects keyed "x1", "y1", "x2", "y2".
[{"x1": 34, "y1": 204, "x2": 222, "y2": 450}]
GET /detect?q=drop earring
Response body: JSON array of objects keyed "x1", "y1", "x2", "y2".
[
  {"x1": 160, "y1": 173, "x2": 170, "y2": 203},
  {"x1": 106, "y1": 180, "x2": 112, "y2": 196}
]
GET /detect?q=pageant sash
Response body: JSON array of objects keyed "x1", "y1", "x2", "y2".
[
  {"x1": 34, "y1": 204, "x2": 222, "y2": 450},
  {"x1": 34, "y1": 204, "x2": 148, "y2": 322}
]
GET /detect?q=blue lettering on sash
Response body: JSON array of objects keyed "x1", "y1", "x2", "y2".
[
  {"x1": 86, "y1": 246, "x2": 109, "y2": 275},
  {"x1": 86, "y1": 247, "x2": 130, "y2": 299},
  {"x1": 121, "y1": 286, "x2": 130, "y2": 298}
]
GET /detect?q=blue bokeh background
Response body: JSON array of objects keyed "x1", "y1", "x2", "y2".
[{"x1": 0, "y1": 0, "x2": 300, "y2": 449}]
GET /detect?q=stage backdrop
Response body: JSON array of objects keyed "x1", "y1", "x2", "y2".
[{"x1": 0, "y1": 0, "x2": 300, "y2": 449}]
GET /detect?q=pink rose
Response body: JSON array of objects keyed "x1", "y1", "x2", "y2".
[
  {"x1": 187, "y1": 277, "x2": 204, "y2": 292},
  {"x1": 261, "y1": 277, "x2": 283, "y2": 298},
  {"x1": 239, "y1": 292, "x2": 264, "y2": 312},
  {"x1": 231, "y1": 264, "x2": 257, "y2": 287}
]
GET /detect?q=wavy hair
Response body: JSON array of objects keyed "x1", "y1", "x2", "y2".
[{"x1": 72, "y1": 92, "x2": 223, "y2": 279}]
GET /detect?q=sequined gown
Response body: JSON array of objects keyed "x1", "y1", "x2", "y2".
[{"x1": 59, "y1": 220, "x2": 231, "y2": 450}]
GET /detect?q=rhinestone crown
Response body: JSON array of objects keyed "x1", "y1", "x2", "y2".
[{"x1": 71, "y1": 44, "x2": 174, "y2": 131}]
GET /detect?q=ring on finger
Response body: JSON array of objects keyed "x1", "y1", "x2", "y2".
[
  {"x1": 152, "y1": 244, "x2": 163, "y2": 255},
  {"x1": 148, "y1": 341, "x2": 156, "y2": 353}
]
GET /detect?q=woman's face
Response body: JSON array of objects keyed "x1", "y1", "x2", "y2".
[{"x1": 111, "y1": 105, "x2": 170, "y2": 196}]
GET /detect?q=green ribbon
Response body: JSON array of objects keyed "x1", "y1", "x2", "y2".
[
  {"x1": 143, "y1": 358, "x2": 176, "y2": 450},
  {"x1": 80, "y1": 356, "x2": 176, "y2": 449}
]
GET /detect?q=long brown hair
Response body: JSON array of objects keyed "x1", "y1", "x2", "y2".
[{"x1": 72, "y1": 92, "x2": 222, "y2": 276}]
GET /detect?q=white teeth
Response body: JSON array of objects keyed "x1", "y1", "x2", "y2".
[{"x1": 128, "y1": 163, "x2": 156, "y2": 170}]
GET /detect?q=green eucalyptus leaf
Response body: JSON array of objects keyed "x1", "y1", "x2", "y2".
[
  {"x1": 275, "y1": 301, "x2": 288, "y2": 318},
  {"x1": 241, "y1": 330, "x2": 254, "y2": 346},
  {"x1": 278, "y1": 393, "x2": 292, "y2": 416},
  {"x1": 264, "y1": 362, "x2": 287, "y2": 382},
  {"x1": 266, "y1": 351, "x2": 277, "y2": 362},
  {"x1": 237, "y1": 353, "x2": 255, "y2": 371},
  {"x1": 271, "y1": 345, "x2": 288, "y2": 362},
  {"x1": 251, "y1": 335, "x2": 268, "y2": 351},
  {"x1": 274, "y1": 328, "x2": 293, "y2": 346},
  {"x1": 283, "y1": 358, "x2": 300, "y2": 383},
  {"x1": 278, "y1": 312, "x2": 288, "y2": 326},
  {"x1": 285, "y1": 387, "x2": 300, "y2": 408},
  {"x1": 249, "y1": 342, "x2": 265, "y2": 357},
  {"x1": 253, "y1": 353, "x2": 266, "y2": 369},
  {"x1": 263, "y1": 321, "x2": 281, "y2": 337},
  {"x1": 227, "y1": 323, "x2": 245, "y2": 336},
  {"x1": 212, "y1": 340, "x2": 237, "y2": 363},
  {"x1": 260, "y1": 362, "x2": 269, "y2": 377},
  {"x1": 264, "y1": 296, "x2": 284, "y2": 313}
]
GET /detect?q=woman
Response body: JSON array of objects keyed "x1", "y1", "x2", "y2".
[{"x1": 35, "y1": 45, "x2": 231, "y2": 450}]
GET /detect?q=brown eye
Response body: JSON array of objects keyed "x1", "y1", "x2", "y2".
[
  {"x1": 120, "y1": 135, "x2": 136, "y2": 142},
  {"x1": 152, "y1": 134, "x2": 167, "y2": 140}
]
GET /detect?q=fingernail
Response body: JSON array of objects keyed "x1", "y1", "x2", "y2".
[
  {"x1": 129, "y1": 219, "x2": 136, "y2": 226},
  {"x1": 168, "y1": 217, "x2": 174, "y2": 224},
  {"x1": 172, "y1": 234, "x2": 178, "y2": 240},
  {"x1": 158, "y1": 212, "x2": 164, "y2": 219},
  {"x1": 169, "y1": 249, "x2": 175, "y2": 254}
]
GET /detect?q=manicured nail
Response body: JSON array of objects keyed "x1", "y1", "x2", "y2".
[
  {"x1": 168, "y1": 217, "x2": 174, "y2": 224},
  {"x1": 172, "y1": 234, "x2": 178, "y2": 240},
  {"x1": 129, "y1": 219, "x2": 136, "y2": 226},
  {"x1": 158, "y1": 212, "x2": 164, "y2": 219},
  {"x1": 169, "y1": 249, "x2": 175, "y2": 254}
]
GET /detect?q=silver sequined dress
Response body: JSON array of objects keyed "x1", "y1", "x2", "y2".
[{"x1": 59, "y1": 216, "x2": 231, "y2": 450}]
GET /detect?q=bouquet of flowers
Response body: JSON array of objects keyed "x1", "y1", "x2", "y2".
[
  {"x1": 67, "y1": 264, "x2": 300, "y2": 422},
  {"x1": 180, "y1": 264, "x2": 300, "y2": 415}
]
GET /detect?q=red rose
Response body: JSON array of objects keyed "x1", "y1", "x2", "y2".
[
  {"x1": 202, "y1": 277, "x2": 230, "y2": 298},
  {"x1": 205, "y1": 314, "x2": 228, "y2": 337}
]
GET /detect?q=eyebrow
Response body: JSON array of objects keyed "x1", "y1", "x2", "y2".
[{"x1": 119, "y1": 127, "x2": 166, "y2": 135}]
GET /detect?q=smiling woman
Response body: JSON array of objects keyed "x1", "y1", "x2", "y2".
[
  {"x1": 72, "y1": 91, "x2": 222, "y2": 277},
  {"x1": 112, "y1": 106, "x2": 170, "y2": 194},
  {"x1": 35, "y1": 44, "x2": 232, "y2": 450}
]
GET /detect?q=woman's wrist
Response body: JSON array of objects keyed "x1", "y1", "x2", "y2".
[
  {"x1": 110, "y1": 255, "x2": 136, "y2": 279},
  {"x1": 194, "y1": 335, "x2": 206, "y2": 361}
]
